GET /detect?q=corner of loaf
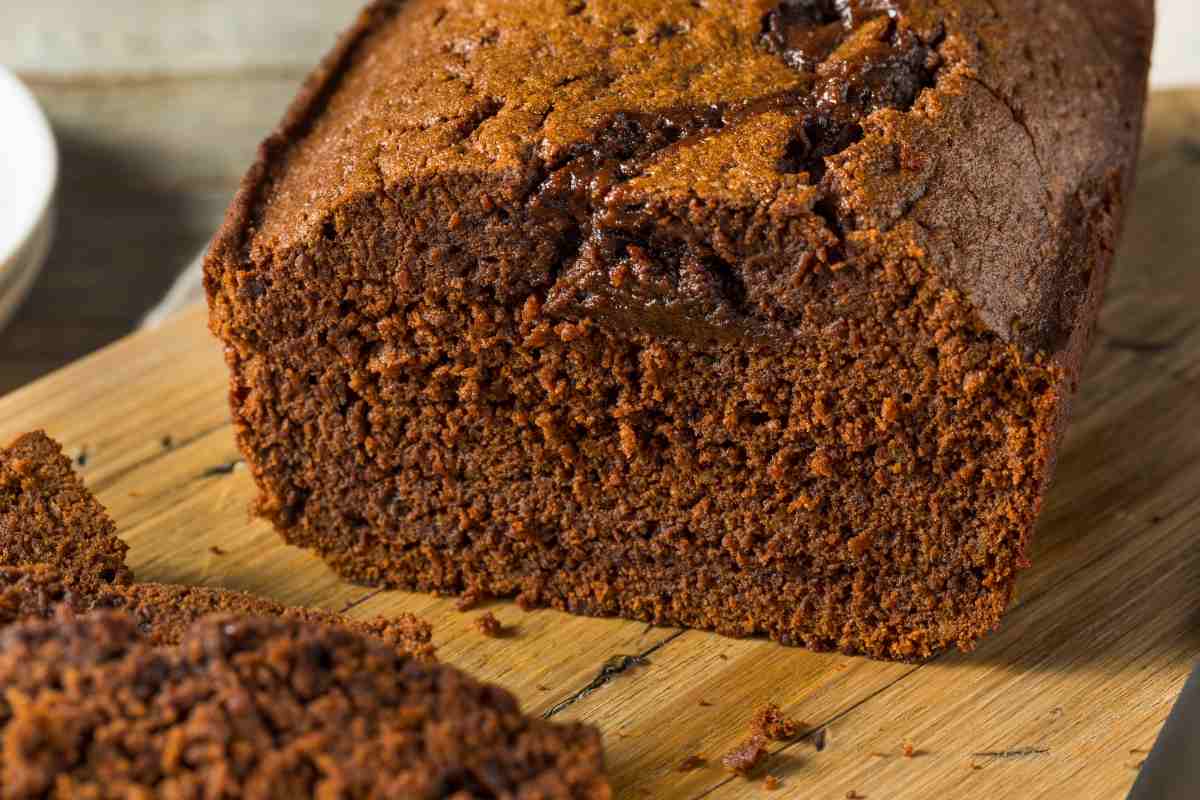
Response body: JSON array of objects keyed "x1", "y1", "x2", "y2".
[{"x1": 205, "y1": 0, "x2": 1153, "y2": 660}]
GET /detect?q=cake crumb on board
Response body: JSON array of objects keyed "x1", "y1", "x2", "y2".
[
  {"x1": 474, "y1": 611, "x2": 508, "y2": 637},
  {"x1": 763, "y1": 775, "x2": 782, "y2": 790},
  {"x1": 722, "y1": 735, "x2": 768, "y2": 776},
  {"x1": 676, "y1": 755, "x2": 706, "y2": 772},
  {"x1": 752, "y1": 703, "x2": 803, "y2": 741}
]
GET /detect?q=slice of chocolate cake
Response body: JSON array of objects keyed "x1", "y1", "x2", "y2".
[
  {"x1": 0, "y1": 431, "x2": 611, "y2": 795},
  {"x1": 0, "y1": 612, "x2": 610, "y2": 798},
  {"x1": 205, "y1": 0, "x2": 1153, "y2": 659},
  {"x1": 0, "y1": 563, "x2": 432, "y2": 654},
  {"x1": 0, "y1": 431, "x2": 431, "y2": 656},
  {"x1": 0, "y1": 430, "x2": 132, "y2": 590}
]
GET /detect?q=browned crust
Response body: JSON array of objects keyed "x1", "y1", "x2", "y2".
[{"x1": 204, "y1": 0, "x2": 404, "y2": 296}]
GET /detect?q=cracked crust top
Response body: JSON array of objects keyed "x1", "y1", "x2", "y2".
[{"x1": 208, "y1": 0, "x2": 1152, "y2": 362}]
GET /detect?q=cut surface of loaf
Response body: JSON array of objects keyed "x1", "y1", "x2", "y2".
[
  {"x1": 0, "y1": 613, "x2": 610, "y2": 798},
  {"x1": 0, "y1": 431, "x2": 432, "y2": 656},
  {"x1": 206, "y1": 0, "x2": 1154, "y2": 659}
]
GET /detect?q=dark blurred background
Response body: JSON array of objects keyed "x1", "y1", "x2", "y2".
[
  {"x1": 0, "y1": 0, "x2": 1195, "y2": 395},
  {"x1": 0, "y1": 2, "x2": 356, "y2": 393}
]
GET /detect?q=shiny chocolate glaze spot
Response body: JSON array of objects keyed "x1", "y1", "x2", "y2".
[{"x1": 527, "y1": 1, "x2": 939, "y2": 340}]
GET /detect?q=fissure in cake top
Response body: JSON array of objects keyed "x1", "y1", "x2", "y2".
[{"x1": 219, "y1": 0, "x2": 1151, "y2": 357}]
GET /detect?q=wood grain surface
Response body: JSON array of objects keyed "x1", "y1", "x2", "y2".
[{"x1": 0, "y1": 89, "x2": 1194, "y2": 798}]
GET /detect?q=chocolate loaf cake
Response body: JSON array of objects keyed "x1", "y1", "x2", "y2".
[
  {"x1": 0, "y1": 431, "x2": 431, "y2": 655},
  {"x1": 206, "y1": 0, "x2": 1154, "y2": 659},
  {"x1": 0, "y1": 613, "x2": 609, "y2": 798}
]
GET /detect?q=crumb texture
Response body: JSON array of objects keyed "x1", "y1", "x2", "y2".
[
  {"x1": 0, "y1": 613, "x2": 610, "y2": 799},
  {"x1": 0, "y1": 432, "x2": 131, "y2": 591},
  {"x1": 205, "y1": 0, "x2": 1154, "y2": 659}
]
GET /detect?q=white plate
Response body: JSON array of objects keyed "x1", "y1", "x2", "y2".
[{"x1": 0, "y1": 66, "x2": 57, "y2": 332}]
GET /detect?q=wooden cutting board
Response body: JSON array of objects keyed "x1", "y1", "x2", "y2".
[{"x1": 2, "y1": 90, "x2": 1197, "y2": 800}]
